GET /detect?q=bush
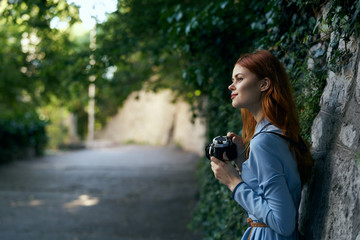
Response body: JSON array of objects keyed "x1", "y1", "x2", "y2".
[
  {"x1": 189, "y1": 158, "x2": 248, "y2": 239},
  {"x1": 0, "y1": 113, "x2": 47, "y2": 163}
]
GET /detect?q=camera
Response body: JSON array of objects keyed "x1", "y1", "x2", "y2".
[{"x1": 205, "y1": 136, "x2": 237, "y2": 161}]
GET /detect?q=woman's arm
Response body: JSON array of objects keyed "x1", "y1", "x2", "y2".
[
  {"x1": 232, "y1": 135, "x2": 297, "y2": 237},
  {"x1": 210, "y1": 156, "x2": 243, "y2": 191}
]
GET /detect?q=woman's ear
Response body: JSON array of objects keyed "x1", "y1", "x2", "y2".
[{"x1": 259, "y1": 77, "x2": 271, "y2": 92}]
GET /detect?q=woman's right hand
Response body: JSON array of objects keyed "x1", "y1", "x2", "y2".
[{"x1": 227, "y1": 132, "x2": 245, "y2": 172}]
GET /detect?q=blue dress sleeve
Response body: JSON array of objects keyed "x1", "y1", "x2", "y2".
[{"x1": 233, "y1": 134, "x2": 297, "y2": 237}]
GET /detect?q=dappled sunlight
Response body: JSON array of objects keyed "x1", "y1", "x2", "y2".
[
  {"x1": 63, "y1": 194, "x2": 99, "y2": 210},
  {"x1": 10, "y1": 199, "x2": 44, "y2": 207},
  {"x1": 0, "y1": 144, "x2": 201, "y2": 239}
]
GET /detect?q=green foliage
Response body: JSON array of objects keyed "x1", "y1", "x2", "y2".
[
  {"x1": 158, "y1": 0, "x2": 254, "y2": 139},
  {"x1": 0, "y1": 1, "x2": 92, "y2": 151},
  {"x1": 0, "y1": 111, "x2": 47, "y2": 162},
  {"x1": 1, "y1": 0, "x2": 84, "y2": 108},
  {"x1": 321, "y1": 0, "x2": 360, "y2": 72},
  {"x1": 189, "y1": 159, "x2": 248, "y2": 239}
]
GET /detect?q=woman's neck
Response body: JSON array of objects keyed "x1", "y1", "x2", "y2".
[{"x1": 248, "y1": 104, "x2": 264, "y2": 123}]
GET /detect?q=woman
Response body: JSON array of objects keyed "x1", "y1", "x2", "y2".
[{"x1": 210, "y1": 50, "x2": 313, "y2": 240}]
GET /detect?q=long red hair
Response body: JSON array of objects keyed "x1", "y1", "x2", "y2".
[{"x1": 236, "y1": 50, "x2": 313, "y2": 185}]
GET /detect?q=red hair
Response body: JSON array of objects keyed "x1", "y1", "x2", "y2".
[{"x1": 236, "y1": 50, "x2": 313, "y2": 185}]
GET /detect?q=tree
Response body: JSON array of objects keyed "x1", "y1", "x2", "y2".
[{"x1": 0, "y1": 0, "x2": 90, "y2": 156}]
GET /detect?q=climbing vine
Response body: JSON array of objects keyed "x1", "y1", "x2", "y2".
[{"x1": 323, "y1": 0, "x2": 360, "y2": 72}]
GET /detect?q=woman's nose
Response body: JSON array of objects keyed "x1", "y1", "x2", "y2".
[{"x1": 228, "y1": 83, "x2": 235, "y2": 91}]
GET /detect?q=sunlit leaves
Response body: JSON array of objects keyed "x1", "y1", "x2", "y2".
[{"x1": 0, "y1": 0, "x2": 87, "y2": 155}]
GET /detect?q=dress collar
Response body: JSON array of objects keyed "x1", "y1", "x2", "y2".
[{"x1": 254, "y1": 118, "x2": 271, "y2": 134}]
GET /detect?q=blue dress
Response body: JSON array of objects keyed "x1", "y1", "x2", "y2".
[{"x1": 232, "y1": 118, "x2": 301, "y2": 239}]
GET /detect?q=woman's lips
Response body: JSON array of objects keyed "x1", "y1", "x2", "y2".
[{"x1": 231, "y1": 94, "x2": 237, "y2": 100}]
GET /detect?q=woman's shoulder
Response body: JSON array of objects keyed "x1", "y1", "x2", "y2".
[
  {"x1": 251, "y1": 126, "x2": 282, "y2": 144},
  {"x1": 250, "y1": 127, "x2": 290, "y2": 157}
]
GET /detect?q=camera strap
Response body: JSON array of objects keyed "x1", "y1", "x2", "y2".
[
  {"x1": 239, "y1": 122, "x2": 307, "y2": 157},
  {"x1": 252, "y1": 122, "x2": 272, "y2": 140}
]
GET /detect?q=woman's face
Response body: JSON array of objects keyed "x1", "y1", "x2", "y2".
[{"x1": 228, "y1": 65, "x2": 263, "y2": 110}]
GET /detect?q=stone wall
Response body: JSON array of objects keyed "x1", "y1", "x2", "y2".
[
  {"x1": 98, "y1": 89, "x2": 206, "y2": 156},
  {"x1": 299, "y1": 27, "x2": 360, "y2": 240}
]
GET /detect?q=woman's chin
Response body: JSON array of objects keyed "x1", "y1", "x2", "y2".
[{"x1": 232, "y1": 102, "x2": 241, "y2": 109}]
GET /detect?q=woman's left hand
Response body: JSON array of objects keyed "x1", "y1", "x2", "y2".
[{"x1": 210, "y1": 155, "x2": 243, "y2": 192}]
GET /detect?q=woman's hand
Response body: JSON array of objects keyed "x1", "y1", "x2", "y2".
[
  {"x1": 227, "y1": 132, "x2": 246, "y2": 171},
  {"x1": 210, "y1": 156, "x2": 242, "y2": 192}
]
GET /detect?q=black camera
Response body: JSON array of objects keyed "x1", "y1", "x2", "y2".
[{"x1": 205, "y1": 136, "x2": 237, "y2": 161}]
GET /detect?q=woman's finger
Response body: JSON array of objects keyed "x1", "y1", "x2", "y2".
[
  {"x1": 210, "y1": 156, "x2": 222, "y2": 165},
  {"x1": 223, "y1": 152, "x2": 230, "y2": 162},
  {"x1": 227, "y1": 132, "x2": 237, "y2": 139},
  {"x1": 227, "y1": 132, "x2": 244, "y2": 146}
]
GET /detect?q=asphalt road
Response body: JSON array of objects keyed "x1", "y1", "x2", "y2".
[{"x1": 0, "y1": 145, "x2": 202, "y2": 240}]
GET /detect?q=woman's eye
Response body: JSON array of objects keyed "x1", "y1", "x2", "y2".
[{"x1": 236, "y1": 78, "x2": 243, "y2": 81}]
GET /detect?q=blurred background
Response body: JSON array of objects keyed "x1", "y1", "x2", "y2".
[
  {"x1": 0, "y1": 0, "x2": 325, "y2": 160},
  {"x1": 0, "y1": 0, "x2": 211, "y2": 159}
]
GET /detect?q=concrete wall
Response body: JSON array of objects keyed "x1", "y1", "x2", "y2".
[
  {"x1": 299, "y1": 14, "x2": 360, "y2": 239},
  {"x1": 98, "y1": 89, "x2": 206, "y2": 156}
]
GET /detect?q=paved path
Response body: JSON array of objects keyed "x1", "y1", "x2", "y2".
[{"x1": 0, "y1": 145, "x2": 202, "y2": 240}]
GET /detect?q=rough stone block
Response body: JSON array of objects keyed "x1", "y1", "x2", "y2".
[
  {"x1": 311, "y1": 111, "x2": 337, "y2": 153},
  {"x1": 321, "y1": 149, "x2": 360, "y2": 240},
  {"x1": 320, "y1": 70, "x2": 351, "y2": 115},
  {"x1": 355, "y1": 60, "x2": 360, "y2": 105},
  {"x1": 320, "y1": 38, "x2": 359, "y2": 115},
  {"x1": 305, "y1": 26, "x2": 360, "y2": 240},
  {"x1": 339, "y1": 124, "x2": 357, "y2": 149}
]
